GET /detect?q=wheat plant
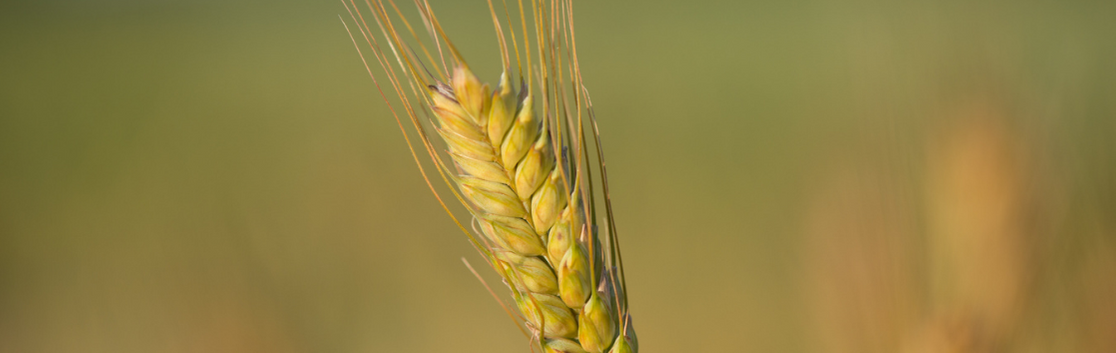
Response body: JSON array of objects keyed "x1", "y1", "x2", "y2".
[{"x1": 341, "y1": 1, "x2": 637, "y2": 352}]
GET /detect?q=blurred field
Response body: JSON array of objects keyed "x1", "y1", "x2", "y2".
[{"x1": 1, "y1": 0, "x2": 1113, "y2": 352}]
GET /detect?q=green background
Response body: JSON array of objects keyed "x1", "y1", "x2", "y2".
[{"x1": 1, "y1": 0, "x2": 1113, "y2": 352}]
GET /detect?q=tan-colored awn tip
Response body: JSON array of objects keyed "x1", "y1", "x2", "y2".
[{"x1": 340, "y1": 1, "x2": 637, "y2": 352}]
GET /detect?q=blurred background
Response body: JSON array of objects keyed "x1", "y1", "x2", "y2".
[{"x1": 1, "y1": 0, "x2": 1113, "y2": 352}]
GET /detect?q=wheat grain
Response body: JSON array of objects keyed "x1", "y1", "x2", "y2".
[{"x1": 341, "y1": 1, "x2": 637, "y2": 352}]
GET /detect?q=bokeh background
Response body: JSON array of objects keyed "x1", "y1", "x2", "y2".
[{"x1": 1, "y1": 0, "x2": 1113, "y2": 352}]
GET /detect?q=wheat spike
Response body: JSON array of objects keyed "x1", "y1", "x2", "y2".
[{"x1": 342, "y1": 1, "x2": 636, "y2": 352}]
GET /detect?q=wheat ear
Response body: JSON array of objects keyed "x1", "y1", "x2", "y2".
[{"x1": 341, "y1": 1, "x2": 637, "y2": 352}]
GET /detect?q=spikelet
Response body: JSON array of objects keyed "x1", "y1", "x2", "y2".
[
  {"x1": 609, "y1": 320, "x2": 638, "y2": 353},
  {"x1": 342, "y1": 1, "x2": 636, "y2": 351}
]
